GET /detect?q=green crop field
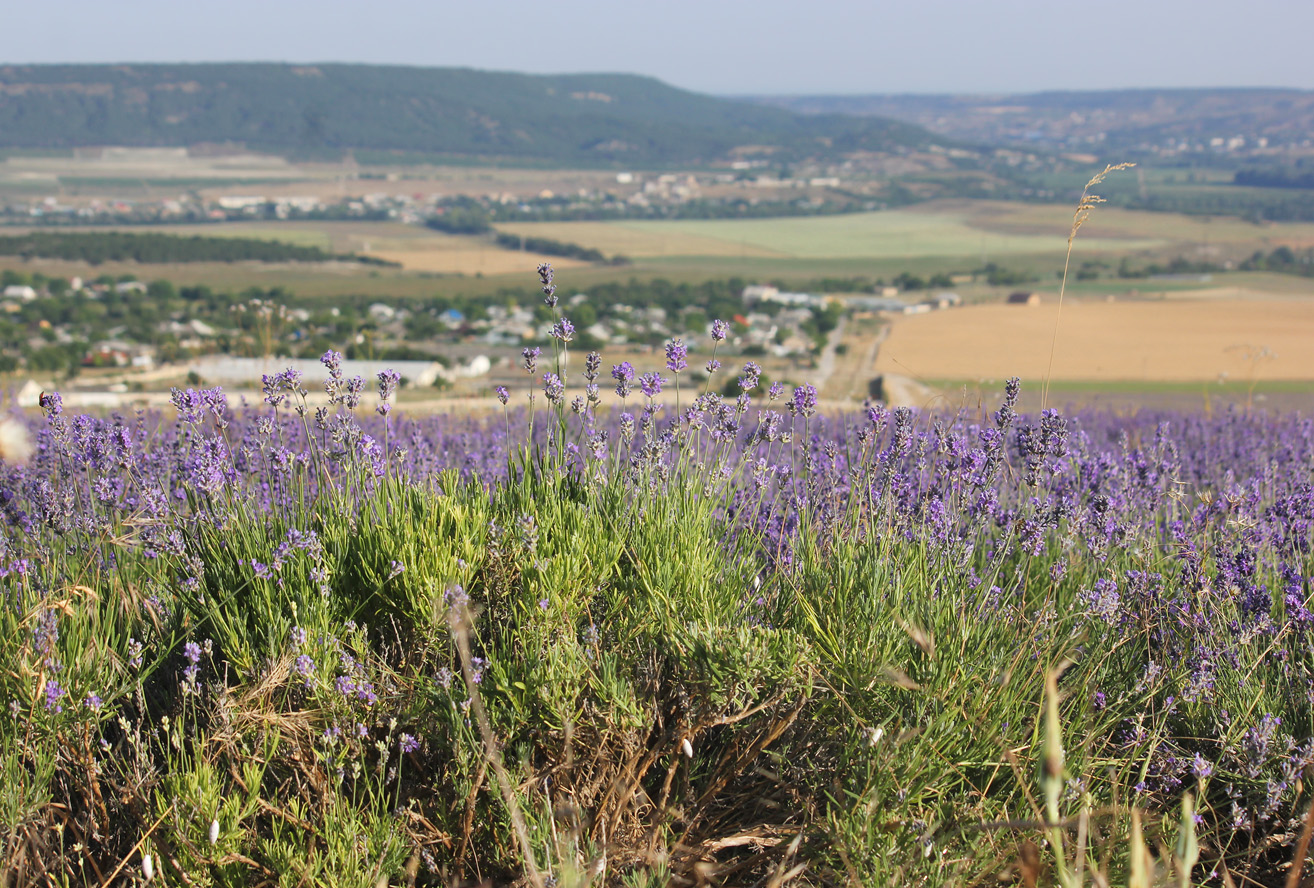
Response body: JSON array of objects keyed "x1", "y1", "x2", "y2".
[{"x1": 497, "y1": 208, "x2": 1166, "y2": 260}]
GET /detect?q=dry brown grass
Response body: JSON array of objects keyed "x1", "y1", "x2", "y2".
[{"x1": 874, "y1": 299, "x2": 1314, "y2": 382}]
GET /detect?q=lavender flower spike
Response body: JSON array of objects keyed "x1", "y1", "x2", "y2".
[
  {"x1": 639, "y1": 372, "x2": 666, "y2": 399},
  {"x1": 522, "y1": 347, "x2": 541, "y2": 375},
  {"x1": 665, "y1": 338, "x2": 688, "y2": 374},
  {"x1": 537, "y1": 263, "x2": 557, "y2": 308},
  {"x1": 612, "y1": 362, "x2": 635, "y2": 399}
]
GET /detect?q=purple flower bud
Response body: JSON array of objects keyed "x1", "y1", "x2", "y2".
[
  {"x1": 495, "y1": 385, "x2": 510, "y2": 405},
  {"x1": 320, "y1": 350, "x2": 344, "y2": 378},
  {"x1": 639, "y1": 372, "x2": 666, "y2": 399},
  {"x1": 522, "y1": 347, "x2": 541, "y2": 375},
  {"x1": 710, "y1": 319, "x2": 729, "y2": 342},
  {"x1": 550, "y1": 317, "x2": 575, "y2": 343},
  {"x1": 665, "y1": 338, "x2": 688, "y2": 374},
  {"x1": 790, "y1": 384, "x2": 817, "y2": 418},
  {"x1": 537, "y1": 263, "x2": 557, "y2": 307},
  {"x1": 612, "y1": 362, "x2": 635, "y2": 398},
  {"x1": 377, "y1": 369, "x2": 401, "y2": 402},
  {"x1": 739, "y1": 361, "x2": 762, "y2": 392},
  {"x1": 39, "y1": 391, "x2": 63, "y2": 418},
  {"x1": 44, "y1": 679, "x2": 65, "y2": 712},
  {"x1": 542, "y1": 373, "x2": 565, "y2": 405}
]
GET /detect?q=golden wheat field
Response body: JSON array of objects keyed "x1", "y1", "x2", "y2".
[{"x1": 874, "y1": 298, "x2": 1314, "y2": 382}]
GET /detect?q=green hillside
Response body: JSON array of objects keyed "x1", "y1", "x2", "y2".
[{"x1": 0, "y1": 63, "x2": 935, "y2": 166}]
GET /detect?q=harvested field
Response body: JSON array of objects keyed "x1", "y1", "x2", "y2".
[
  {"x1": 365, "y1": 247, "x2": 587, "y2": 274},
  {"x1": 875, "y1": 298, "x2": 1314, "y2": 382}
]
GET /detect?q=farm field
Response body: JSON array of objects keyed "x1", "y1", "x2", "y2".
[
  {"x1": 6, "y1": 199, "x2": 1314, "y2": 302},
  {"x1": 8, "y1": 348, "x2": 1314, "y2": 886},
  {"x1": 874, "y1": 297, "x2": 1314, "y2": 384},
  {"x1": 495, "y1": 206, "x2": 1166, "y2": 260}
]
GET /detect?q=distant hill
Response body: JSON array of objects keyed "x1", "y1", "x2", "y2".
[
  {"x1": 748, "y1": 88, "x2": 1314, "y2": 154},
  {"x1": 0, "y1": 63, "x2": 936, "y2": 166}
]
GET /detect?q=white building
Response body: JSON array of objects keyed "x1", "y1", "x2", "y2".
[{"x1": 2, "y1": 285, "x2": 37, "y2": 301}]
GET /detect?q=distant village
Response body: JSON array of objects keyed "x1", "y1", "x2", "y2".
[{"x1": 0, "y1": 269, "x2": 1004, "y2": 406}]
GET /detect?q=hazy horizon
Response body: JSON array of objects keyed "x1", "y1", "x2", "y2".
[
  {"x1": 2, "y1": 58, "x2": 1310, "y2": 100},
  {"x1": 4, "y1": 0, "x2": 1313, "y2": 96}
]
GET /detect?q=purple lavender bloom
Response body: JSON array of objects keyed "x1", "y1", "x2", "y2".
[
  {"x1": 612, "y1": 362, "x2": 635, "y2": 398},
  {"x1": 550, "y1": 317, "x2": 575, "y2": 344},
  {"x1": 584, "y1": 351, "x2": 602, "y2": 383},
  {"x1": 44, "y1": 679, "x2": 65, "y2": 713},
  {"x1": 790, "y1": 384, "x2": 818, "y2": 418},
  {"x1": 320, "y1": 349, "x2": 344, "y2": 378},
  {"x1": 495, "y1": 385, "x2": 510, "y2": 405},
  {"x1": 739, "y1": 362, "x2": 762, "y2": 392},
  {"x1": 710, "y1": 319, "x2": 729, "y2": 342},
  {"x1": 400, "y1": 733, "x2": 419, "y2": 753},
  {"x1": 39, "y1": 391, "x2": 63, "y2": 418},
  {"x1": 522, "y1": 347, "x2": 541, "y2": 375},
  {"x1": 377, "y1": 369, "x2": 401, "y2": 402},
  {"x1": 171, "y1": 388, "x2": 206, "y2": 424},
  {"x1": 768, "y1": 381, "x2": 784, "y2": 401},
  {"x1": 537, "y1": 262, "x2": 557, "y2": 307},
  {"x1": 262, "y1": 368, "x2": 303, "y2": 408},
  {"x1": 639, "y1": 372, "x2": 666, "y2": 399},
  {"x1": 345, "y1": 376, "x2": 364, "y2": 409},
  {"x1": 542, "y1": 373, "x2": 565, "y2": 405},
  {"x1": 706, "y1": 358, "x2": 722, "y2": 374},
  {"x1": 445, "y1": 585, "x2": 469, "y2": 610},
  {"x1": 84, "y1": 693, "x2": 103, "y2": 711},
  {"x1": 200, "y1": 387, "x2": 228, "y2": 427},
  {"x1": 665, "y1": 338, "x2": 688, "y2": 374}
]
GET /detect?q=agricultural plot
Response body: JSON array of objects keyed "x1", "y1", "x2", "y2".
[
  {"x1": 6, "y1": 343, "x2": 1314, "y2": 885},
  {"x1": 875, "y1": 297, "x2": 1314, "y2": 383},
  {"x1": 498, "y1": 208, "x2": 1165, "y2": 260}
]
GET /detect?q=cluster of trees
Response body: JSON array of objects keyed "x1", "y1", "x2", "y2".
[
  {"x1": 1234, "y1": 168, "x2": 1314, "y2": 190},
  {"x1": 1239, "y1": 245, "x2": 1314, "y2": 277},
  {"x1": 493, "y1": 233, "x2": 628, "y2": 265},
  {"x1": 424, "y1": 204, "x2": 493, "y2": 235},
  {"x1": 0, "y1": 231, "x2": 395, "y2": 265}
]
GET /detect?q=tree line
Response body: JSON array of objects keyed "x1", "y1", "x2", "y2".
[{"x1": 0, "y1": 231, "x2": 397, "y2": 265}]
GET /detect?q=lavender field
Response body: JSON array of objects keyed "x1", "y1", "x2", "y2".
[{"x1": 3, "y1": 270, "x2": 1314, "y2": 887}]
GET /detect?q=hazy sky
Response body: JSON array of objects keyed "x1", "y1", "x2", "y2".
[{"x1": 5, "y1": 0, "x2": 1312, "y2": 95}]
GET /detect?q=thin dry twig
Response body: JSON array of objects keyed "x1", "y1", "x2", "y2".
[{"x1": 449, "y1": 601, "x2": 546, "y2": 888}]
